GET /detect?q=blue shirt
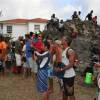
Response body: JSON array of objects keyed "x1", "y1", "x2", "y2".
[{"x1": 25, "y1": 40, "x2": 32, "y2": 58}]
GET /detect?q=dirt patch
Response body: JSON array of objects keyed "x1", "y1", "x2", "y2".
[{"x1": 0, "y1": 74, "x2": 96, "y2": 100}]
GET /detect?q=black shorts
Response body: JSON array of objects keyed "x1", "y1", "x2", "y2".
[
  {"x1": 5, "y1": 61, "x2": 12, "y2": 69},
  {"x1": 0, "y1": 65, "x2": 4, "y2": 72},
  {"x1": 63, "y1": 77, "x2": 75, "y2": 96}
]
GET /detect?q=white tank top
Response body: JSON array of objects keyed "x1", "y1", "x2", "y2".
[{"x1": 62, "y1": 47, "x2": 76, "y2": 78}]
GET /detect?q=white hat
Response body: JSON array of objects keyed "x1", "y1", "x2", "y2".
[{"x1": 55, "y1": 40, "x2": 61, "y2": 45}]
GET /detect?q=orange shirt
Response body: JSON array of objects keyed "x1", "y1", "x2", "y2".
[
  {"x1": 0, "y1": 41, "x2": 7, "y2": 59},
  {"x1": 0, "y1": 42, "x2": 3, "y2": 59},
  {"x1": 0, "y1": 41, "x2": 7, "y2": 49},
  {"x1": 0, "y1": 42, "x2": 3, "y2": 49},
  {"x1": 1, "y1": 41, "x2": 7, "y2": 49}
]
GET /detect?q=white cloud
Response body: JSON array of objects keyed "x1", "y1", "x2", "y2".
[
  {"x1": 72, "y1": 0, "x2": 100, "y2": 22},
  {"x1": 88, "y1": 0, "x2": 100, "y2": 15},
  {"x1": 0, "y1": 0, "x2": 100, "y2": 23},
  {"x1": 56, "y1": 5, "x2": 82, "y2": 20},
  {"x1": 0, "y1": 0, "x2": 56, "y2": 20}
]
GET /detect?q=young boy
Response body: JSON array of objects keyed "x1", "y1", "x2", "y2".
[
  {"x1": 94, "y1": 55, "x2": 100, "y2": 100},
  {"x1": 0, "y1": 55, "x2": 4, "y2": 76},
  {"x1": 22, "y1": 54, "x2": 27, "y2": 78},
  {"x1": 5, "y1": 47, "x2": 13, "y2": 74},
  {"x1": 15, "y1": 53, "x2": 22, "y2": 74},
  {"x1": 97, "y1": 74, "x2": 100, "y2": 100}
]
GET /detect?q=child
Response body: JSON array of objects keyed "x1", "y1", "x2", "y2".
[
  {"x1": 94, "y1": 59, "x2": 100, "y2": 100},
  {"x1": 0, "y1": 56, "x2": 4, "y2": 76},
  {"x1": 22, "y1": 54, "x2": 28, "y2": 78},
  {"x1": 5, "y1": 47, "x2": 13, "y2": 74},
  {"x1": 97, "y1": 74, "x2": 100, "y2": 100},
  {"x1": 15, "y1": 53, "x2": 22, "y2": 74}
]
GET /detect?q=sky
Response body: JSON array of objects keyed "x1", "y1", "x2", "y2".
[{"x1": 0, "y1": 0, "x2": 100, "y2": 22}]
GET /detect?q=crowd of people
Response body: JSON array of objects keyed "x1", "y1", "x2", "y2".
[
  {"x1": 47, "y1": 10, "x2": 97, "y2": 37},
  {"x1": 72, "y1": 10, "x2": 97, "y2": 25},
  {"x1": 0, "y1": 33, "x2": 77, "y2": 100},
  {"x1": 0, "y1": 31, "x2": 100, "y2": 100},
  {"x1": 0, "y1": 11, "x2": 100, "y2": 100}
]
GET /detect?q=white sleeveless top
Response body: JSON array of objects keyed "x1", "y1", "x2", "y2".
[{"x1": 62, "y1": 47, "x2": 76, "y2": 78}]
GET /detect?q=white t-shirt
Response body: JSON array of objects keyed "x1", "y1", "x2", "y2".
[
  {"x1": 22, "y1": 45, "x2": 26, "y2": 52},
  {"x1": 22, "y1": 44, "x2": 26, "y2": 57},
  {"x1": 62, "y1": 47, "x2": 76, "y2": 78},
  {"x1": 15, "y1": 53, "x2": 22, "y2": 66}
]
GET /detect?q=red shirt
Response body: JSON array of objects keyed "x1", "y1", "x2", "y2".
[{"x1": 32, "y1": 38, "x2": 43, "y2": 51}]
